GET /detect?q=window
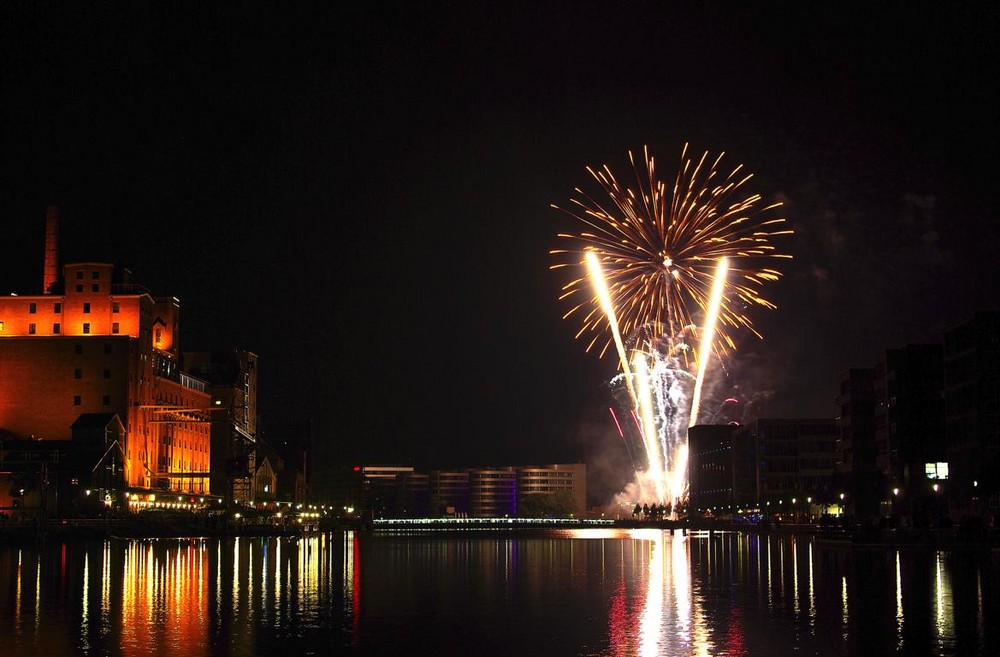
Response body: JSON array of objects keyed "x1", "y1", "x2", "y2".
[
  {"x1": 74, "y1": 344, "x2": 83, "y2": 354},
  {"x1": 83, "y1": 323, "x2": 90, "y2": 334},
  {"x1": 102, "y1": 395, "x2": 111, "y2": 406},
  {"x1": 103, "y1": 343, "x2": 112, "y2": 354},
  {"x1": 75, "y1": 271, "x2": 83, "y2": 280},
  {"x1": 28, "y1": 323, "x2": 36, "y2": 334},
  {"x1": 75, "y1": 284, "x2": 83, "y2": 292},
  {"x1": 83, "y1": 303, "x2": 90, "y2": 313},
  {"x1": 53, "y1": 323, "x2": 60, "y2": 334},
  {"x1": 53, "y1": 302, "x2": 61, "y2": 313},
  {"x1": 73, "y1": 395, "x2": 81, "y2": 406},
  {"x1": 112, "y1": 302, "x2": 120, "y2": 313},
  {"x1": 926, "y1": 462, "x2": 949, "y2": 479},
  {"x1": 91, "y1": 271, "x2": 99, "y2": 279},
  {"x1": 103, "y1": 369, "x2": 111, "y2": 379},
  {"x1": 91, "y1": 284, "x2": 99, "y2": 292},
  {"x1": 155, "y1": 328, "x2": 162, "y2": 344},
  {"x1": 112, "y1": 322, "x2": 120, "y2": 334},
  {"x1": 74, "y1": 368, "x2": 82, "y2": 379},
  {"x1": 29, "y1": 302, "x2": 36, "y2": 314}
]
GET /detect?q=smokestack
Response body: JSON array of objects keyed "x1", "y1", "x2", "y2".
[{"x1": 43, "y1": 204, "x2": 59, "y2": 294}]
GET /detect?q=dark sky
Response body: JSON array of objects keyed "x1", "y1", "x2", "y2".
[{"x1": 2, "y1": 3, "x2": 997, "y2": 484}]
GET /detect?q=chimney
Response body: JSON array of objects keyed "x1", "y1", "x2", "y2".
[{"x1": 43, "y1": 204, "x2": 59, "y2": 294}]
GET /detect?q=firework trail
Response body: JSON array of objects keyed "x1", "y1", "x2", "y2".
[
  {"x1": 690, "y1": 256, "x2": 729, "y2": 428},
  {"x1": 552, "y1": 145, "x2": 790, "y2": 509}
]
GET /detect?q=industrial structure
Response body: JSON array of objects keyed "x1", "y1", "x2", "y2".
[{"x1": 0, "y1": 206, "x2": 278, "y2": 516}]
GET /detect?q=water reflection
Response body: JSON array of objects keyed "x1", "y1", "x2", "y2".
[
  {"x1": 0, "y1": 531, "x2": 996, "y2": 656},
  {"x1": 598, "y1": 529, "x2": 993, "y2": 657}
]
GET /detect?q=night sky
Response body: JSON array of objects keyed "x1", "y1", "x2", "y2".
[{"x1": 2, "y1": 4, "x2": 997, "y2": 492}]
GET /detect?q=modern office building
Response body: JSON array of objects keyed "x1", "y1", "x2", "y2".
[
  {"x1": 429, "y1": 470, "x2": 470, "y2": 516},
  {"x1": 944, "y1": 311, "x2": 1000, "y2": 518},
  {"x1": 396, "y1": 471, "x2": 431, "y2": 517},
  {"x1": 688, "y1": 419, "x2": 839, "y2": 515},
  {"x1": 335, "y1": 463, "x2": 587, "y2": 519},
  {"x1": 517, "y1": 463, "x2": 587, "y2": 514},
  {"x1": 687, "y1": 424, "x2": 739, "y2": 511},
  {"x1": 469, "y1": 467, "x2": 518, "y2": 517},
  {"x1": 873, "y1": 345, "x2": 946, "y2": 519},
  {"x1": 835, "y1": 368, "x2": 880, "y2": 518},
  {"x1": 362, "y1": 465, "x2": 415, "y2": 518}
]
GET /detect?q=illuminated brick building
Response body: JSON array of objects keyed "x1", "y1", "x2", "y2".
[{"x1": 0, "y1": 261, "x2": 211, "y2": 494}]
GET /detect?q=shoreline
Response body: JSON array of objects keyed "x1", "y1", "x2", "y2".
[{"x1": 3, "y1": 516, "x2": 997, "y2": 551}]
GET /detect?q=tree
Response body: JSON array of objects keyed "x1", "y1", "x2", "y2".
[{"x1": 518, "y1": 490, "x2": 578, "y2": 518}]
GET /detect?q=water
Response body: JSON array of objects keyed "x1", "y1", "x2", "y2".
[{"x1": 0, "y1": 529, "x2": 996, "y2": 656}]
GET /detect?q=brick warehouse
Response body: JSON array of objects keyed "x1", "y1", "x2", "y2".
[{"x1": 1, "y1": 233, "x2": 212, "y2": 496}]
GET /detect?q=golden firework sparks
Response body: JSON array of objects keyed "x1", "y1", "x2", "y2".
[{"x1": 551, "y1": 144, "x2": 792, "y2": 358}]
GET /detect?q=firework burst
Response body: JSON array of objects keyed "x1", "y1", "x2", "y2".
[{"x1": 551, "y1": 144, "x2": 792, "y2": 359}]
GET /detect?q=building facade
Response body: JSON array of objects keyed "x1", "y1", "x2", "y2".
[
  {"x1": 873, "y1": 345, "x2": 946, "y2": 520},
  {"x1": 688, "y1": 424, "x2": 739, "y2": 511},
  {"x1": 517, "y1": 463, "x2": 587, "y2": 515},
  {"x1": 184, "y1": 349, "x2": 259, "y2": 502},
  {"x1": 333, "y1": 463, "x2": 587, "y2": 519},
  {"x1": 835, "y1": 368, "x2": 880, "y2": 518},
  {"x1": 944, "y1": 311, "x2": 1000, "y2": 518},
  {"x1": 688, "y1": 419, "x2": 839, "y2": 515},
  {"x1": 0, "y1": 262, "x2": 211, "y2": 495}
]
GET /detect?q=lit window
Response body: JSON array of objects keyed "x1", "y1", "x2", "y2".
[
  {"x1": 28, "y1": 323, "x2": 36, "y2": 334},
  {"x1": 83, "y1": 303, "x2": 90, "y2": 313},
  {"x1": 925, "y1": 462, "x2": 949, "y2": 479},
  {"x1": 53, "y1": 323, "x2": 60, "y2": 334},
  {"x1": 29, "y1": 302, "x2": 36, "y2": 314},
  {"x1": 83, "y1": 323, "x2": 90, "y2": 334},
  {"x1": 112, "y1": 322, "x2": 120, "y2": 334}
]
